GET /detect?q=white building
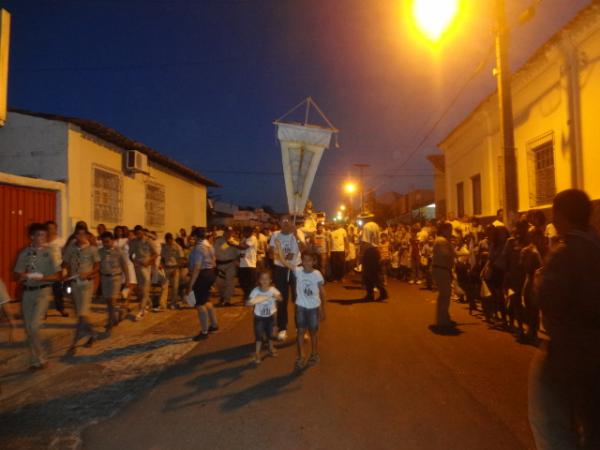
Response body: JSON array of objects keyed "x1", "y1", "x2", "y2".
[
  {"x1": 0, "y1": 109, "x2": 218, "y2": 235},
  {"x1": 436, "y1": 3, "x2": 600, "y2": 225}
]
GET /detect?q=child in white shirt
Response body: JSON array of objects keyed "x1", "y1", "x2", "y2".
[
  {"x1": 246, "y1": 270, "x2": 281, "y2": 364},
  {"x1": 284, "y1": 250, "x2": 326, "y2": 370}
]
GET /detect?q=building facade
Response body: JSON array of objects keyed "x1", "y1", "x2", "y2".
[
  {"x1": 0, "y1": 110, "x2": 217, "y2": 236},
  {"x1": 437, "y1": 4, "x2": 600, "y2": 224}
]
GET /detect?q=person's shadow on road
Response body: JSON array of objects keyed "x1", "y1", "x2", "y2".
[
  {"x1": 161, "y1": 343, "x2": 301, "y2": 413},
  {"x1": 328, "y1": 298, "x2": 380, "y2": 306}
]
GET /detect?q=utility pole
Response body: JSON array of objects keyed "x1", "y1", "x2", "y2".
[
  {"x1": 354, "y1": 163, "x2": 370, "y2": 215},
  {"x1": 495, "y1": 0, "x2": 518, "y2": 226}
]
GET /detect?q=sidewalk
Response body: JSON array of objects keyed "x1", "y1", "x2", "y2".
[{"x1": 0, "y1": 288, "x2": 248, "y2": 380}]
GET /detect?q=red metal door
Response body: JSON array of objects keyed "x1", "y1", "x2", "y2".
[{"x1": 0, "y1": 183, "x2": 57, "y2": 299}]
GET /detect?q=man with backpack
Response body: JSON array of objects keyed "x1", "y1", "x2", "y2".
[{"x1": 529, "y1": 189, "x2": 600, "y2": 450}]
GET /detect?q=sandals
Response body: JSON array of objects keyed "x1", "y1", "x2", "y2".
[{"x1": 308, "y1": 353, "x2": 320, "y2": 365}]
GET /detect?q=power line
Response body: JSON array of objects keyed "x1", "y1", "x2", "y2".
[
  {"x1": 372, "y1": 44, "x2": 495, "y2": 192},
  {"x1": 200, "y1": 169, "x2": 433, "y2": 178}
]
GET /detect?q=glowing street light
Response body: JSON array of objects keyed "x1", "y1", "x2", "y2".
[
  {"x1": 412, "y1": 0, "x2": 459, "y2": 41},
  {"x1": 344, "y1": 181, "x2": 357, "y2": 194},
  {"x1": 340, "y1": 204, "x2": 347, "y2": 211}
]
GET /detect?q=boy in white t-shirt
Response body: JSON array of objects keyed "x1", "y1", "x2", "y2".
[
  {"x1": 246, "y1": 269, "x2": 282, "y2": 364},
  {"x1": 284, "y1": 250, "x2": 326, "y2": 370}
]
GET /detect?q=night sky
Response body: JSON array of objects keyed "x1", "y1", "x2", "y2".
[{"x1": 2, "y1": 0, "x2": 591, "y2": 215}]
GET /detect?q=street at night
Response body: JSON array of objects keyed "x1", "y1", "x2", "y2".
[
  {"x1": 1, "y1": 1, "x2": 600, "y2": 449},
  {"x1": 1, "y1": 280, "x2": 536, "y2": 450}
]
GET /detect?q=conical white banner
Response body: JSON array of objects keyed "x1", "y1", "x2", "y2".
[{"x1": 277, "y1": 122, "x2": 333, "y2": 215}]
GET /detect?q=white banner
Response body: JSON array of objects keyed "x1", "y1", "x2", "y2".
[{"x1": 277, "y1": 123, "x2": 332, "y2": 215}]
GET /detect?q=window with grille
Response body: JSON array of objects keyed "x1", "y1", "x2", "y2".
[
  {"x1": 527, "y1": 134, "x2": 555, "y2": 207},
  {"x1": 471, "y1": 174, "x2": 482, "y2": 215},
  {"x1": 93, "y1": 167, "x2": 122, "y2": 224},
  {"x1": 145, "y1": 183, "x2": 165, "y2": 229},
  {"x1": 456, "y1": 182, "x2": 465, "y2": 218}
]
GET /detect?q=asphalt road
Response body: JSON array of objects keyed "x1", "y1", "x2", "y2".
[{"x1": 82, "y1": 279, "x2": 538, "y2": 450}]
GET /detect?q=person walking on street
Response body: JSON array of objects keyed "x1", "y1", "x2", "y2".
[
  {"x1": 14, "y1": 223, "x2": 62, "y2": 369},
  {"x1": 63, "y1": 228, "x2": 101, "y2": 354},
  {"x1": 269, "y1": 215, "x2": 305, "y2": 341},
  {"x1": 312, "y1": 222, "x2": 329, "y2": 277},
  {"x1": 45, "y1": 220, "x2": 69, "y2": 317},
  {"x1": 213, "y1": 227, "x2": 240, "y2": 306},
  {"x1": 99, "y1": 232, "x2": 129, "y2": 334},
  {"x1": 129, "y1": 225, "x2": 158, "y2": 321},
  {"x1": 237, "y1": 227, "x2": 258, "y2": 302},
  {"x1": 529, "y1": 189, "x2": 600, "y2": 450},
  {"x1": 161, "y1": 233, "x2": 184, "y2": 309},
  {"x1": 362, "y1": 241, "x2": 388, "y2": 301},
  {"x1": 430, "y1": 222, "x2": 456, "y2": 331},
  {"x1": 329, "y1": 223, "x2": 347, "y2": 282},
  {"x1": 187, "y1": 228, "x2": 219, "y2": 341},
  {"x1": 246, "y1": 269, "x2": 281, "y2": 364},
  {"x1": 283, "y1": 250, "x2": 326, "y2": 370}
]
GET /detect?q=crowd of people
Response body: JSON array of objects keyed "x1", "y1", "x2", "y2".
[
  {"x1": 1, "y1": 188, "x2": 599, "y2": 449},
  {"x1": 2, "y1": 216, "x2": 333, "y2": 371}
]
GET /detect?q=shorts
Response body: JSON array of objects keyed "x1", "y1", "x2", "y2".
[
  {"x1": 193, "y1": 269, "x2": 217, "y2": 306},
  {"x1": 295, "y1": 305, "x2": 319, "y2": 331},
  {"x1": 254, "y1": 315, "x2": 274, "y2": 342}
]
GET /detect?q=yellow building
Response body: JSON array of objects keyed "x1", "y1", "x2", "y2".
[
  {"x1": 0, "y1": 109, "x2": 218, "y2": 235},
  {"x1": 436, "y1": 4, "x2": 600, "y2": 225}
]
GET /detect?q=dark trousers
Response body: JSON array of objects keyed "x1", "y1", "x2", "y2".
[
  {"x1": 273, "y1": 265, "x2": 296, "y2": 331},
  {"x1": 363, "y1": 247, "x2": 387, "y2": 300},
  {"x1": 52, "y1": 281, "x2": 66, "y2": 313},
  {"x1": 238, "y1": 267, "x2": 256, "y2": 301},
  {"x1": 365, "y1": 274, "x2": 387, "y2": 300},
  {"x1": 330, "y1": 251, "x2": 345, "y2": 281}
]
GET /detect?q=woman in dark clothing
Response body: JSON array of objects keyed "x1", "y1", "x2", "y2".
[
  {"x1": 501, "y1": 220, "x2": 530, "y2": 338},
  {"x1": 482, "y1": 225, "x2": 509, "y2": 327}
]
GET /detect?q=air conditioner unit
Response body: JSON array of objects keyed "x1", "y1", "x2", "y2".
[{"x1": 125, "y1": 150, "x2": 148, "y2": 174}]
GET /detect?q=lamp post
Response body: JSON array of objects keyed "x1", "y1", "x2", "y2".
[
  {"x1": 411, "y1": 0, "x2": 519, "y2": 226},
  {"x1": 494, "y1": 0, "x2": 518, "y2": 226},
  {"x1": 353, "y1": 163, "x2": 370, "y2": 215},
  {"x1": 344, "y1": 181, "x2": 357, "y2": 218}
]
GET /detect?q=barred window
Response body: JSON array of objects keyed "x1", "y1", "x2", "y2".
[
  {"x1": 145, "y1": 183, "x2": 165, "y2": 229},
  {"x1": 93, "y1": 167, "x2": 121, "y2": 224},
  {"x1": 527, "y1": 134, "x2": 555, "y2": 207}
]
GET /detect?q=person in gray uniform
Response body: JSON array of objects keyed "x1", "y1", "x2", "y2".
[
  {"x1": 13, "y1": 223, "x2": 62, "y2": 369},
  {"x1": 213, "y1": 227, "x2": 240, "y2": 306},
  {"x1": 161, "y1": 233, "x2": 184, "y2": 309},
  {"x1": 63, "y1": 228, "x2": 100, "y2": 354},
  {"x1": 129, "y1": 225, "x2": 158, "y2": 320},
  {"x1": 99, "y1": 231, "x2": 130, "y2": 333}
]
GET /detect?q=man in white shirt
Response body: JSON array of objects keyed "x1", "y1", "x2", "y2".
[
  {"x1": 329, "y1": 223, "x2": 347, "y2": 281},
  {"x1": 237, "y1": 227, "x2": 258, "y2": 301},
  {"x1": 45, "y1": 220, "x2": 68, "y2": 317},
  {"x1": 269, "y1": 215, "x2": 305, "y2": 340}
]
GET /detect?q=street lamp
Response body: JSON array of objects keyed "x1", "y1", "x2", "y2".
[
  {"x1": 344, "y1": 181, "x2": 357, "y2": 194},
  {"x1": 412, "y1": 0, "x2": 459, "y2": 41},
  {"x1": 340, "y1": 204, "x2": 347, "y2": 211},
  {"x1": 411, "y1": 0, "x2": 520, "y2": 225}
]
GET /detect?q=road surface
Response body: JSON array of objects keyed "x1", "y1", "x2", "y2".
[{"x1": 78, "y1": 279, "x2": 538, "y2": 450}]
